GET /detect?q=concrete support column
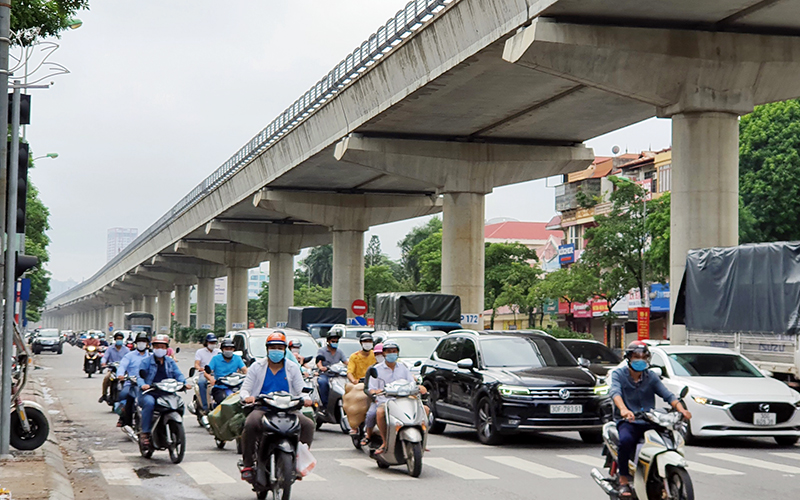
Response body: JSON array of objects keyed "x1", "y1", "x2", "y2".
[
  {"x1": 196, "y1": 278, "x2": 215, "y2": 331},
  {"x1": 174, "y1": 285, "x2": 191, "y2": 329},
  {"x1": 104, "y1": 307, "x2": 113, "y2": 333},
  {"x1": 113, "y1": 305, "x2": 125, "y2": 332},
  {"x1": 132, "y1": 296, "x2": 143, "y2": 311},
  {"x1": 144, "y1": 294, "x2": 156, "y2": 315},
  {"x1": 669, "y1": 112, "x2": 740, "y2": 344},
  {"x1": 442, "y1": 192, "x2": 485, "y2": 326},
  {"x1": 156, "y1": 290, "x2": 172, "y2": 334},
  {"x1": 124, "y1": 301, "x2": 133, "y2": 313},
  {"x1": 267, "y1": 253, "x2": 295, "y2": 327},
  {"x1": 226, "y1": 267, "x2": 248, "y2": 332},
  {"x1": 332, "y1": 231, "x2": 364, "y2": 312}
]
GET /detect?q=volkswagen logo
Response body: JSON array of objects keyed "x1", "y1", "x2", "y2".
[
  {"x1": 759, "y1": 403, "x2": 770, "y2": 413},
  {"x1": 559, "y1": 388, "x2": 571, "y2": 400}
]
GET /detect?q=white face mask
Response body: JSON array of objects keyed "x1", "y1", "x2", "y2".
[
  {"x1": 375, "y1": 355, "x2": 385, "y2": 363},
  {"x1": 153, "y1": 348, "x2": 167, "y2": 358},
  {"x1": 362, "y1": 342, "x2": 373, "y2": 351},
  {"x1": 207, "y1": 344, "x2": 217, "y2": 351},
  {"x1": 291, "y1": 348, "x2": 300, "y2": 355},
  {"x1": 136, "y1": 342, "x2": 147, "y2": 351}
]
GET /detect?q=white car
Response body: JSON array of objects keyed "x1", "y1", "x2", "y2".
[{"x1": 648, "y1": 345, "x2": 800, "y2": 445}]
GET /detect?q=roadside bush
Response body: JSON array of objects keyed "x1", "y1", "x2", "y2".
[{"x1": 543, "y1": 326, "x2": 592, "y2": 340}]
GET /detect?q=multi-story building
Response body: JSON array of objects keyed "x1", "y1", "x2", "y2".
[
  {"x1": 106, "y1": 228, "x2": 138, "y2": 262},
  {"x1": 248, "y1": 269, "x2": 268, "y2": 299}
]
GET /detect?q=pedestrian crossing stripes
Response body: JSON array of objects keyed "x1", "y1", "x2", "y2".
[
  {"x1": 699, "y1": 452, "x2": 800, "y2": 474},
  {"x1": 685, "y1": 461, "x2": 744, "y2": 476},
  {"x1": 426, "y1": 457, "x2": 497, "y2": 479},
  {"x1": 487, "y1": 456, "x2": 577, "y2": 478},
  {"x1": 179, "y1": 461, "x2": 236, "y2": 485},
  {"x1": 336, "y1": 458, "x2": 413, "y2": 480}
]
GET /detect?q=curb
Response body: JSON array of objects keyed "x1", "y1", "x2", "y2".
[{"x1": 24, "y1": 377, "x2": 75, "y2": 500}]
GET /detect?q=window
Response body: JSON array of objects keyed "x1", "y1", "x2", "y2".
[
  {"x1": 435, "y1": 338, "x2": 462, "y2": 362},
  {"x1": 658, "y1": 164, "x2": 671, "y2": 193},
  {"x1": 568, "y1": 225, "x2": 583, "y2": 250},
  {"x1": 482, "y1": 336, "x2": 577, "y2": 368},
  {"x1": 667, "y1": 353, "x2": 763, "y2": 377},
  {"x1": 460, "y1": 339, "x2": 478, "y2": 365},
  {"x1": 233, "y1": 334, "x2": 245, "y2": 353}
]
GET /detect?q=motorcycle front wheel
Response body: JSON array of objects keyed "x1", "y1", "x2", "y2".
[
  {"x1": 665, "y1": 466, "x2": 694, "y2": 500},
  {"x1": 168, "y1": 421, "x2": 186, "y2": 464},
  {"x1": 272, "y1": 450, "x2": 293, "y2": 500},
  {"x1": 404, "y1": 440, "x2": 423, "y2": 478},
  {"x1": 10, "y1": 406, "x2": 49, "y2": 451}
]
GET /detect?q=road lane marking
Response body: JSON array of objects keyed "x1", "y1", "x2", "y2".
[
  {"x1": 686, "y1": 461, "x2": 744, "y2": 476},
  {"x1": 699, "y1": 453, "x2": 800, "y2": 474},
  {"x1": 336, "y1": 458, "x2": 412, "y2": 480},
  {"x1": 98, "y1": 463, "x2": 141, "y2": 486},
  {"x1": 91, "y1": 449, "x2": 130, "y2": 463},
  {"x1": 425, "y1": 457, "x2": 496, "y2": 479},
  {"x1": 771, "y1": 452, "x2": 800, "y2": 462},
  {"x1": 558, "y1": 454, "x2": 605, "y2": 468},
  {"x1": 486, "y1": 456, "x2": 577, "y2": 478},
  {"x1": 179, "y1": 461, "x2": 236, "y2": 485},
  {"x1": 301, "y1": 473, "x2": 326, "y2": 481}
]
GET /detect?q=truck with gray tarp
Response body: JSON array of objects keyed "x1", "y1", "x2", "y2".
[
  {"x1": 674, "y1": 241, "x2": 800, "y2": 383},
  {"x1": 287, "y1": 307, "x2": 347, "y2": 340},
  {"x1": 375, "y1": 292, "x2": 462, "y2": 332}
]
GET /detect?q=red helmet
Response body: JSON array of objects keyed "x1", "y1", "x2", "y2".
[
  {"x1": 288, "y1": 339, "x2": 302, "y2": 349},
  {"x1": 266, "y1": 332, "x2": 287, "y2": 347},
  {"x1": 152, "y1": 334, "x2": 170, "y2": 346},
  {"x1": 624, "y1": 340, "x2": 650, "y2": 360}
]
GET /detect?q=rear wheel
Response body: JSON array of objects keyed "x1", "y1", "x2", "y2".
[
  {"x1": 168, "y1": 421, "x2": 186, "y2": 464},
  {"x1": 272, "y1": 450, "x2": 293, "y2": 500},
  {"x1": 666, "y1": 466, "x2": 694, "y2": 500},
  {"x1": 404, "y1": 440, "x2": 423, "y2": 477},
  {"x1": 580, "y1": 430, "x2": 603, "y2": 444},
  {"x1": 476, "y1": 397, "x2": 502, "y2": 445},
  {"x1": 775, "y1": 436, "x2": 799, "y2": 446}
]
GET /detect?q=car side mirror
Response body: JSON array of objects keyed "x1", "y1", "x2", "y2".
[
  {"x1": 649, "y1": 366, "x2": 664, "y2": 378},
  {"x1": 414, "y1": 360, "x2": 422, "y2": 367},
  {"x1": 234, "y1": 350, "x2": 243, "y2": 358},
  {"x1": 204, "y1": 365, "x2": 213, "y2": 374},
  {"x1": 760, "y1": 368, "x2": 773, "y2": 377},
  {"x1": 578, "y1": 357, "x2": 591, "y2": 369},
  {"x1": 456, "y1": 358, "x2": 474, "y2": 371},
  {"x1": 189, "y1": 367, "x2": 196, "y2": 377}
]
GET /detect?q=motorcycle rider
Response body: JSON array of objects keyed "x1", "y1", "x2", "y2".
[
  {"x1": 315, "y1": 331, "x2": 346, "y2": 410},
  {"x1": 83, "y1": 333, "x2": 100, "y2": 349},
  {"x1": 138, "y1": 334, "x2": 190, "y2": 447},
  {"x1": 609, "y1": 341, "x2": 692, "y2": 499},
  {"x1": 205, "y1": 338, "x2": 248, "y2": 407},
  {"x1": 98, "y1": 331, "x2": 130, "y2": 403},
  {"x1": 116, "y1": 332, "x2": 151, "y2": 427},
  {"x1": 347, "y1": 333, "x2": 376, "y2": 385},
  {"x1": 368, "y1": 340, "x2": 427, "y2": 454},
  {"x1": 194, "y1": 333, "x2": 221, "y2": 412},
  {"x1": 239, "y1": 332, "x2": 314, "y2": 483}
]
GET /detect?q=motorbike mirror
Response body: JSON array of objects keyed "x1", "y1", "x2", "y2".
[
  {"x1": 649, "y1": 366, "x2": 664, "y2": 378},
  {"x1": 302, "y1": 386, "x2": 313, "y2": 394},
  {"x1": 414, "y1": 360, "x2": 422, "y2": 367},
  {"x1": 204, "y1": 365, "x2": 213, "y2": 374},
  {"x1": 456, "y1": 358, "x2": 474, "y2": 371},
  {"x1": 679, "y1": 386, "x2": 689, "y2": 399},
  {"x1": 189, "y1": 367, "x2": 196, "y2": 377},
  {"x1": 139, "y1": 369, "x2": 147, "y2": 379},
  {"x1": 175, "y1": 347, "x2": 181, "y2": 354},
  {"x1": 303, "y1": 356, "x2": 314, "y2": 365},
  {"x1": 578, "y1": 357, "x2": 591, "y2": 369}
]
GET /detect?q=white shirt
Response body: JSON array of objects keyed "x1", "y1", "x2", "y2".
[
  {"x1": 368, "y1": 361, "x2": 415, "y2": 404},
  {"x1": 195, "y1": 347, "x2": 221, "y2": 368}
]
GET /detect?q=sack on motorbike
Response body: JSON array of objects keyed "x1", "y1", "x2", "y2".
[
  {"x1": 342, "y1": 382, "x2": 368, "y2": 429},
  {"x1": 296, "y1": 442, "x2": 317, "y2": 477},
  {"x1": 208, "y1": 392, "x2": 246, "y2": 442}
]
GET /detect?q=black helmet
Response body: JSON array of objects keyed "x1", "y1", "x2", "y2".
[
  {"x1": 113, "y1": 331, "x2": 124, "y2": 340},
  {"x1": 220, "y1": 338, "x2": 235, "y2": 349},
  {"x1": 134, "y1": 332, "x2": 150, "y2": 343},
  {"x1": 359, "y1": 333, "x2": 374, "y2": 343},
  {"x1": 624, "y1": 340, "x2": 651, "y2": 360}
]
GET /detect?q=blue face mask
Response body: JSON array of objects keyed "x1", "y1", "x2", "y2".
[
  {"x1": 268, "y1": 350, "x2": 285, "y2": 363},
  {"x1": 115, "y1": 339, "x2": 124, "y2": 347},
  {"x1": 385, "y1": 353, "x2": 399, "y2": 363},
  {"x1": 329, "y1": 342, "x2": 339, "y2": 349},
  {"x1": 630, "y1": 360, "x2": 649, "y2": 372}
]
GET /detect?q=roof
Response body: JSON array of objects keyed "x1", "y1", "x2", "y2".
[
  {"x1": 545, "y1": 215, "x2": 562, "y2": 230},
  {"x1": 484, "y1": 221, "x2": 563, "y2": 243}
]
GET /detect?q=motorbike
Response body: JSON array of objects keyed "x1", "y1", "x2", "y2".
[
  {"x1": 193, "y1": 366, "x2": 246, "y2": 450},
  {"x1": 119, "y1": 375, "x2": 141, "y2": 443},
  {"x1": 312, "y1": 362, "x2": 349, "y2": 433},
  {"x1": 591, "y1": 387, "x2": 693, "y2": 500},
  {"x1": 365, "y1": 380, "x2": 428, "y2": 477},
  {"x1": 238, "y1": 388, "x2": 312, "y2": 500},
  {"x1": 104, "y1": 362, "x2": 121, "y2": 409},
  {"x1": 187, "y1": 367, "x2": 213, "y2": 428},
  {"x1": 8, "y1": 324, "x2": 50, "y2": 451},
  {"x1": 84, "y1": 345, "x2": 101, "y2": 377},
  {"x1": 136, "y1": 378, "x2": 187, "y2": 464}
]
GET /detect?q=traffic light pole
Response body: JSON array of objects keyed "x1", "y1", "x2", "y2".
[{"x1": 0, "y1": 82, "x2": 20, "y2": 456}]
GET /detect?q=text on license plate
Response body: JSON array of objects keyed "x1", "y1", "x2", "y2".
[
  {"x1": 753, "y1": 412, "x2": 776, "y2": 426},
  {"x1": 550, "y1": 404, "x2": 583, "y2": 414}
]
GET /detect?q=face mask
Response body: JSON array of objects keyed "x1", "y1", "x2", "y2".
[
  {"x1": 207, "y1": 344, "x2": 217, "y2": 351},
  {"x1": 153, "y1": 348, "x2": 167, "y2": 358},
  {"x1": 115, "y1": 339, "x2": 124, "y2": 347},
  {"x1": 268, "y1": 349, "x2": 286, "y2": 363},
  {"x1": 291, "y1": 348, "x2": 300, "y2": 355},
  {"x1": 329, "y1": 341, "x2": 339, "y2": 349},
  {"x1": 136, "y1": 342, "x2": 147, "y2": 351},
  {"x1": 385, "y1": 353, "x2": 399, "y2": 363},
  {"x1": 375, "y1": 355, "x2": 385, "y2": 363},
  {"x1": 222, "y1": 350, "x2": 234, "y2": 359},
  {"x1": 362, "y1": 342, "x2": 373, "y2": 351},
  {"x1": 630, "y1": 360, "x2": 649, "y2": 372}
]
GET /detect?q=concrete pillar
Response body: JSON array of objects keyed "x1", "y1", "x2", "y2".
[
  {"x1": 156, "y1": 290, "x2": 172, "y2": 334},
  {"x1": 174, "y1": 285, "x2": 191, "y2": 329},
  {"x1": 144, "y1": 294, "x2": 156, "y2": 315},
  {"x1": 267, "y1": 253, "x2": 295, "y2": 327},
  {"x1": 104, "y1": 307, "x2": 113, "y2": 334},
  {"x1": 226, "y1": 267, "x2": 248, "y2": 332},
  {"x1": 197, "y1": 277, "x2": 215, "y2": 331},
  {"x1": 669, "y1": 112, "x2": 739, "y2": 345},
  {"x1": 332, "y1": 231, "x2": 364, "y2": 312},
  {"x1": 124, "y1": 301, "x2": 133, "y2": 313},
  {"x1": 132, "y1": 296, "x2": 143, "y2": 311},
  {"x1": 113, "y1": 304, "x2": 125, "y2": 332}
]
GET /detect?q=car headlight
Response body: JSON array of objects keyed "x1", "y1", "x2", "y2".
[
  {"x1": 792, "y1": 399, "x2": 800, "y2": 409},
  {"x1": 498, "y1": 385, "x2": 530, "y2": 396},
  {"x1": 593, "y1": 384, "x2": 610, "y2": 396},
  {"x1": 692, "y1": 395, "x2": 729, "y2": 407}
]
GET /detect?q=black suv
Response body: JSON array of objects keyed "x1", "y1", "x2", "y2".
[{"x1": 421, "y1": 330, "x2": 610, "y2": 444}]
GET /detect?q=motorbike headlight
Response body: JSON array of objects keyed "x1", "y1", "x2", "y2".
[
  {"x1": 593, "y1": 384, "x2": 610, "y2": 396},
  {"x1": 692, "y1": 395, "x2": 729, "y2": 407},
  {"x1": 498, "y1": 385, "x2": 530, "y2": 397}
]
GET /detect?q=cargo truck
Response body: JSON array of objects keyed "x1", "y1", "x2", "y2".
[{"x1": 375, "y1": 292, "x2": 462, "y2": 332}]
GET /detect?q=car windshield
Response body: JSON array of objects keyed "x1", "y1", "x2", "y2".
[
  {"x1": 667, "y1": 353, "x2": 763, "y2": 377},
  {"x1": 390, "y1": 336, "x2": 441, "y2": 358},
  {"x1": 563, "y1": 341, "x2": 621, "y2": 364},
  {"x1": 482, "y1": 336, "x2": 577, "y2": 368},
  {"x1": 249, "y1": 335, "x2": 318, "y2": 359},
  {"x1": 342, "y1": 328, "x2": 372, "y2": 339},
  {"x1": 40, "y1": 329, "x2": 59, "y2": 337},
  {"x1": 336, "y1": 340, "x2": 361, "y2": 360}
]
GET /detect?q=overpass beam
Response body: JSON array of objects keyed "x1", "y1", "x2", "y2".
[
  {"x1": 197, "y1": 278, "x2": 215, "y2": 331},
  {"x1": 504, "y1": 19, "x2": 800, "y2": 343}
]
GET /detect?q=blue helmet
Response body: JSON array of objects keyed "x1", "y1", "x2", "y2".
[{"x1": 204, "y1": 333, "x2": 218, "y2": 345}]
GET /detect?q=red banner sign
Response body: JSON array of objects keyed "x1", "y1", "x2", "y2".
[{"x1": 637, "y1": 307, "x2": 650, "y2": 340}]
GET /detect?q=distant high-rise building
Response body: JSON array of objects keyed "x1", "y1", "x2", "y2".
[{"x1": 107, "y1": 228, "x2": 138, "y2": 262}]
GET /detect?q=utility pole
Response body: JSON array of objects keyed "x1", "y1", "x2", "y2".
[{"x1": 0, "y1": 1, "x2": 11, "y2": 458}]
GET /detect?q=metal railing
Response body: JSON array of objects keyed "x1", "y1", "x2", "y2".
[{"x1": 46, "y1": 0, "x2": 456, "y2": 307}]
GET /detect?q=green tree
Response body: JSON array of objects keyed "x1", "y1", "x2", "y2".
[
  {"x1": 364, "y1": 264, "x2": 401, "y2": 312},
  {"x1": 248, "y1": 298, "x2": 266, "y2": 328},
  {"x1": 645, "y1": 192, "x2": 670, "y2": 280},
  {"x1": 409, "y1": 229, "x2": 442, "y2": 292},
  {"x1": 257, "y1": 282, "x2": 269, "y2": 324},
  {"x1": 23, "y1": 172, "x2": 50, "y2": 321},
  {"x1": 365, "y1": 235, "x2": 382, "y2": 268},
  {"x1": 399, "y1": 217, "x2": 442, "y2": 288},
  {"x1": 214, "y1": 304, "x2": 226, "y2": 334},
  {"x1": 294, "y1": 285, "x2": 332, "y2": 307},
  {"x1": 11, "y1": 0, "x2": 89, "y2": 41},
  {"x1": 484, "y1": 242, "x2": 540, "y2": 329},
  {"x1": 739, "y1": 99, "x2": 800, "y2": 243},
  {"x1": 300, "y1": 245, "x2": 333, "y2": 287}
]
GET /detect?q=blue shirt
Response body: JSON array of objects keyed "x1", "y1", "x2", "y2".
[
  {"x1": 138, "y1": 355, "x2": 186, "y2": 388},
  {"x1": 118, "y1": 350, "x2": 149, "y2": 384},
  {"x1": 207, "y1": 353, "x2": 245, "y2": 386},
  {"x1": 102, "y1": 345, "x2": 129, "y2": 364},
  {"x1": 259, "y1": 366, "x2": 289, "y2": 395},
  {"x1": 609, "y1": 367, "x2": 677, "y2": 421}
]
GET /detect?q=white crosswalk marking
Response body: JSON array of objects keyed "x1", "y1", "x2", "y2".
[
  {"x1": 336, "y1": 458, "x2": 412, "y2": 480},
  {"x1": 91, "y1": 449, "x2": 129, "y2": 463},
  {"x1": 301, "y1": 472, "x2": 326, "y2": 481},
  {"x1": 559, "y1": 454, "x2": 605, "y2": 468},
  {"x1": 179, "y1": 461, "x2": 236, "y2": 485},
  {"x1": 686, "y1": 461, "x2": 744, "y2": 476},
  {"x1": 425, "y1": 457, "x2": 497, "y2": 479},
  {"x1": 486, "y1": 456, "x2": 577, "y2": 478},
  {"x1": 98, "y1": 463, "x2": 141, "y2": 486},
  {"x1": 699, "y1": 453, "x2": 800, "y2": 474},
  {"x1": 771, "y1": 452, "x2": 800, "y2": 462}
]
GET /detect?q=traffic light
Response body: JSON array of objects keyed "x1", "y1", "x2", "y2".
[
  {"x1": 6, "y1": 142, "x2": 30, "y2": 233},
  {"x1": 7, "y1": 93, "x2": 30, "y2": 125},
  {"x1": 14, "y1": 253, "x2": 38, "y2": 280}
]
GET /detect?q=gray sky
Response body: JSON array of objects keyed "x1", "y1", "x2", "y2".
[{"x1": 28, "y1": 1, "x2": 671, "y2": 284}]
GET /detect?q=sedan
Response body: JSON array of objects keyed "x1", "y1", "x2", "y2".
[
  {"x1": 32, "y1": 328, "x2": 63, "y2": 355},
  {"x1": 649, "y1": 345, "x2": 800, "y2": 445},
  {"x1": 559, "y1": 339, "x2": 622, "y2": 379}
]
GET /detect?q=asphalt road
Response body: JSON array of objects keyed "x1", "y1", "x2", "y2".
[{"x1": 33, "y1": 344, "x2": 800, "y2": 500}]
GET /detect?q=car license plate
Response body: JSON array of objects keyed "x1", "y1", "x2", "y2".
[
  {"x1": 753, "y1": 412, "x2": 776, "y2": 426},
  {"x1": 550, "y1": 404, "x2": 583, "y2": 414}
]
